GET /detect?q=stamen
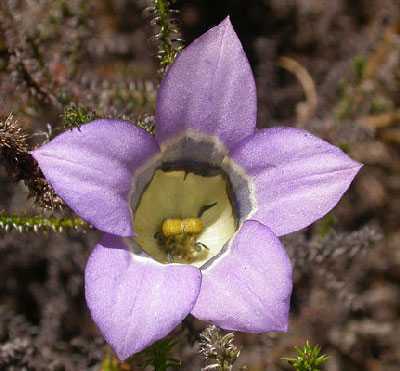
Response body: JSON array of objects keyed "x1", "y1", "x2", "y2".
[
  {"x1": 162, "y1": 218, "x2": 204, "y2": 237},
  {"x1": 154, "y1": 217, "x2": 209, "y2": 263}
]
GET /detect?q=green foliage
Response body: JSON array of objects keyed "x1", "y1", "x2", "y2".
[
  {"x1": 63, "y1": 102, "x2": 96, "y2": 130},
  {"x1": 101, "y1": 352, "x2": 122, "y2": 371},
  {"x1": 150, "y1": 0, "x2": 183, "y2": 74},
  {"x1": 352, "y1": 55, "x2": 367, "y2": 84},
  {"x1": 369, "y1": 96, "x2": 394, "y2": 114},
  {"x1": 314, "y1": 213, "x2": 337, "y2": 238},
  {"x1": 101, "y1": 349, "x2": 135, "y2": 371},
  {"x1": 334, "y1": 55, "x2": 367, "y2": 120},
  {"x1": 338, "y1": 143, "x2": 351, "y2": 153},
  {"x1": 0, "y1": 213, "x2": 90, "y2": 233},
  {"x1": 100, "y1": 339, "x2": 180, "y2": 371},
  {"x1": 284, "y1": 341, "x2": 328, "y2": 371},
  {"x1": 141, "y1": 338, "x2": 181, "y2": 371}
]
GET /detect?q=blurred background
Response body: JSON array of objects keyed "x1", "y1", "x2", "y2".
[{"x1": 0, "y1": 0, "x2": 399, "y2": 370}]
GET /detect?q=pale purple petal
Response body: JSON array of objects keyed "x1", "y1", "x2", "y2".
[
  {"x1": 32, "y1": 120, "x2": 159, "y2": 236},
  {"x1": 85, "y1": 235, "x2": 202, "y2": 360},
  {"x1": 156, "y1": 17, "x2": 257, "y2": 151},
  {"x1": 192, "y1": 221, "x2": 292, "y2": 332},
  {"x1": 231, "y1": 128, "x2": 362, "y2": 236}
]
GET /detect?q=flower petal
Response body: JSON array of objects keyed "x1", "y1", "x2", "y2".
[
  {"x1": 229, "y1": 128, "x2": 362, "y2": 236},
  {"x1": 85, "y1": 234, "x2": 202, "y2": 360},
  {"x1": 191, "y1": 220, "x2": 292, "y2": 332},
  {"x1": 32, "y1": 120, "x2": 159, "y2": 236},
  {"x1": 156, "y1": 16, "x2": 257, "y2": 151}
]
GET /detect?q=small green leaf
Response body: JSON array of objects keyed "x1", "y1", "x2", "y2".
[
  {"x1": 63, "y1": 102, "x2": 96, "y2": 130},
  {"x1": 352, "y1": 55, "x2": 367, "y2": 84},
  {"x1": 315, "y1": 213, "x2": 337, "y2": 237},
  {"x1": 283, "y1": 341, "x2": 328, "y2": 371},
  {"x1": 140, "y1": 337, "x2": 181, "y2": 371}
]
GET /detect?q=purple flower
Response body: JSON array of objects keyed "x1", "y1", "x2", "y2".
[{"x1": 32, "y1": 17, "x2": 361, "y2": 360}]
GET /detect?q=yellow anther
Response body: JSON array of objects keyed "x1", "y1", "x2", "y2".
[{"x1": 161, "y1": 218, "x2": 204, "y2": 237}]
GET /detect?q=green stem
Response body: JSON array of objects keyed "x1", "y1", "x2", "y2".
[
  {"x1": 151, "y1": 0, "x2": 182, "y2": 73},
  {"x1": 0, "y1": 213, "x2": 91, "y2": 233}
]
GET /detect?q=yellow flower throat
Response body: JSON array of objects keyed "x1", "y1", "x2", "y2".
[{"x1": 133, "y1": 169, "x2": 236, "y2": 267}]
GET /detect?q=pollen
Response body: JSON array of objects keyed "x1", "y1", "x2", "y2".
[{"x1": 161, "y1": 218, "x2": 204, "y2": 237}]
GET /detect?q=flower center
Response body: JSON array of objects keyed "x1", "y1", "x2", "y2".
[
  {"x1": 132, "y1": 168, "x2": 237, "y2": 267},
  {"x1": 155, "y1": 217, "x2": 207, "y2": 263}
]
